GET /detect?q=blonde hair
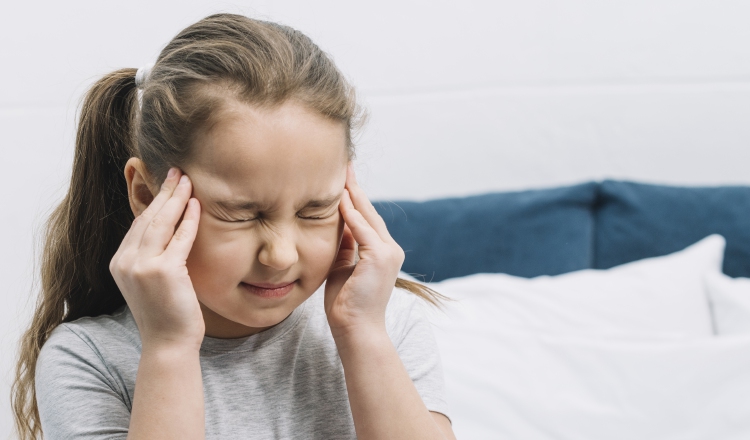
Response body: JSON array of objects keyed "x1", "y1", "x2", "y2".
[{"x1": 11, "y1": 13, "x2": 444, "y2": 439}]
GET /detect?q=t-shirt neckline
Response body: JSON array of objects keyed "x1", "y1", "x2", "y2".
[{"x1": 198, "y1": 299, "x2": 310, "y2": 354}]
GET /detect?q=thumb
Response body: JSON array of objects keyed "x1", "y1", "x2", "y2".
[
  {"x1": 330, "y1": 224, "x2": 357, "y2": 272},
  {"x1": 325, "y1": 225, "x2": 357, "y2": 308}
]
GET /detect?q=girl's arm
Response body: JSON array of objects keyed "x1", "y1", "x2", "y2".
[
  {"x1": 110, "y1": 168, "x2": 207, "y2": 439},
  {"x1": 128, "y1": 343, "x2": 204, "y2": 440},
  {"x1": 325, "y1": 164, "x2": 456, "y2": 440},
  {"x1": 335, "y1": 328, "x2": 456, "y2": 440}
]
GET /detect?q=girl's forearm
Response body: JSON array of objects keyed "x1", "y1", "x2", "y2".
[
  {"x1": 334, "y1": 326, "x2": 448, "y2": 440},
  {"x1": 127, "y1": 343, "x2": 205, "y2": 440}
]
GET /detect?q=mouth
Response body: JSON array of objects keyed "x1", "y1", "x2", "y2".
[{"x1": 240, "y1": 280, "x2": 297, "y2": 299}]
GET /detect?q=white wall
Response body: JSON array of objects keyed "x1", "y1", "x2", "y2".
[{"x1": 2, "y1": 0, "x2": 749, "y2": 436}]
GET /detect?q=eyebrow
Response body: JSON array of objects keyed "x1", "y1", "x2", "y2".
[{"x1": 214, "y1": 195, "x2": 341, "y2": 213}]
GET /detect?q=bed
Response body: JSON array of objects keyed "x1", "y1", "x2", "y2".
[{"x1": 375, "y1": 180, "x2": 750, "y2": 439}]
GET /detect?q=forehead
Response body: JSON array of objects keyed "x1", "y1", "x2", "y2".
[{"x1": 184, "y1": 100, "x2": 349, "y2": 205}]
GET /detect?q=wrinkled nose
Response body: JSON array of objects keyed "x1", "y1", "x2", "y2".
[{"x1": 257, "y1": 231, "x2": 299, "y2": 271}]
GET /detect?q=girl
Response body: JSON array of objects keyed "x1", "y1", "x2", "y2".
[{"x1": 12, "y1": 13, "x2": 455, "y2": 440}]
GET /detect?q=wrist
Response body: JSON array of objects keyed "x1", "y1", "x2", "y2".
[
  {"x1": 141, "y1": 337, "x2": 203, "y2": 357},
  {"x1": 332, "y1": 322, "x2": 391, "y2": 354}
]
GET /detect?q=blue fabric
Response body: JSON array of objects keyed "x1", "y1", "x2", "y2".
[
  {"x1": 594, "y1": 180, "x2": 750, "y2": 278},
  {"x1": 374, "y1": 183, "x2": 597, "y2": 281}
]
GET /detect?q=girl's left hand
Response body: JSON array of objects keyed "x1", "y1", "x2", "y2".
[{"x1": 324, "y1": 163, "x2": 405, "y2": 340}]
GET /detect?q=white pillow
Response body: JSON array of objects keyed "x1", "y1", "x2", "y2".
[
  {"x1": 435, "y1": 327, "x2": 750, "y2": 440},
  {"x1": 426, "y1": 234, "x2": 725, "y2": 339},
  {"x1": 706, "y1": 271, "x2": 750, "y2": 335}
]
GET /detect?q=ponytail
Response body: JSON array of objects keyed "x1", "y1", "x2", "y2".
[{"x1": 11, "y1": 68, "x2": 138, "y2": 440}]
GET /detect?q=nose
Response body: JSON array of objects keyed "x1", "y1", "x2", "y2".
[{"x1": 257, "y1": 228, "x2": 299, "y2": 271}]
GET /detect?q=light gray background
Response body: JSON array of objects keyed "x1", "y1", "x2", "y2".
[{"x1": 2, "y1": 1, "x2": 750, "y2": 436}]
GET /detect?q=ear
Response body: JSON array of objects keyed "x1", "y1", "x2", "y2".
[{"x1": 124, "y1": 157, "x2": 158, "y2": 217}]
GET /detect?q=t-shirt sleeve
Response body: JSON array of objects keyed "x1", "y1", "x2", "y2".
[
  {"x1": 386, "y1": 288, "x2": 451, "y2": 421},
  {"x1": 36, "y1": 323, "x2": 131, "y2": 439}
]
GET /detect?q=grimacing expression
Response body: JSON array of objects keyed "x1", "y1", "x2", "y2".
[{"x1": 182, "y1": 100, "x2": 349, "y2": 338}]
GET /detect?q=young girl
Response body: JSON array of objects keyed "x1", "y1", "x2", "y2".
[{"x1": 12, "y1": 13, "x2": 455, "y2": 440}]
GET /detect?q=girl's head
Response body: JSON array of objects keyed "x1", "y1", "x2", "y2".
[
  {"x1": 135, "y1": 13, "x2": 359, "y2": 182},
  {"x1": 125, "y1": 14, "x2": 359, "y2": 337}
]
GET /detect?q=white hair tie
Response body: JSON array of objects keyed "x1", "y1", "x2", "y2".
[{"x1": 135, "y1": 62, "x2": 155, "y2": 87}]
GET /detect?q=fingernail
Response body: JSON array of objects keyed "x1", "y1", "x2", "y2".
[
  {"x1": 167, "y1": 167, "x2": 177, "y2": 179},
  {"x1": 179, "y1": 175, "x2": 189, "y2": 185}
]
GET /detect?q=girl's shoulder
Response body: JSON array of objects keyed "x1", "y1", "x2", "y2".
[
  {"x1": 35, "y1": 306, "x2": 140, "y2": 434},
  {"x1": 47, "y1": 304, "x2": 140, "y2": 351},
  {"x1": 38, "y1": 304, "x2": 141, "y2": 377},
  {"x1": 36, "y1": 305, "x2": 139, "y2": 402},
  {"x1": 386, "y1": 285, "x2": 433, "y2": 348}
]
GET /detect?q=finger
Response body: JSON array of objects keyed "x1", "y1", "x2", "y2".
[
  {"x1": 331, "y1": 224, "x2": 357, "y2": 271},
  {"x1": 117, "y1": 167, "x2": 180, "y2": 252},
  {"x1": 164, "y1": 197, "x2": 201, "y2": 260},
  {"x1": 139, "y1": 174, "x2": 194, "y2": 254},
  {"x1": 344, "y1": 163, "x2": 396, "y2": 244},
  {"x1": 339, "y1": 189, "x2": 384, "y2": 250},
  {"x1": 126, "y1": 167, "x2": 182, "y2": 247}
]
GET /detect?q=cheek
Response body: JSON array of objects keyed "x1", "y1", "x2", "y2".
[{"x1": 186, "y1": 222, "x2": 256, "y2": 286}]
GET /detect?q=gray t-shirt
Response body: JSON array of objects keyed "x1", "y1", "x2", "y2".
[{"x1": 35, "y1": 285, "x2": 449, "y2": 439}]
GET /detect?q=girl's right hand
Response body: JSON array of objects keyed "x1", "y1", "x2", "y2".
[{"x1": 109, "y1": 168, "x2": 205, "y2": 351}]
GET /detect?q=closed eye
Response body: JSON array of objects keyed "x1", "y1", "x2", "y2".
[
  {"x1": 299, "y1": 212, "x2": 336, "y2": 220},
  {"x1": 228, "y1": 217, "x2": 258, "y2": 223}
]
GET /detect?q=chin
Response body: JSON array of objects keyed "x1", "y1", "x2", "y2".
[{"x1": 242, "y1": 307, "x2": 293, "y2": 328}]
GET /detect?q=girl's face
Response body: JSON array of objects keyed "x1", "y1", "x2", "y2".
[{"x1": 182, "y1": 100, "x2": 349, "y2": 338}]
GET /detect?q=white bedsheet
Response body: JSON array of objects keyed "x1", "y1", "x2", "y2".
[{"x1": 434, "y1": 327, "x2": 750, "y2": 440}]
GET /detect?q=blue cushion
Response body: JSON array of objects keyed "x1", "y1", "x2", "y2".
[
  {"x1": 594, "y1": 180, "x2": 750, "y2": 278},
  {"x1": 374, "y1": 183, "x2": 597, "y2": 281}
]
